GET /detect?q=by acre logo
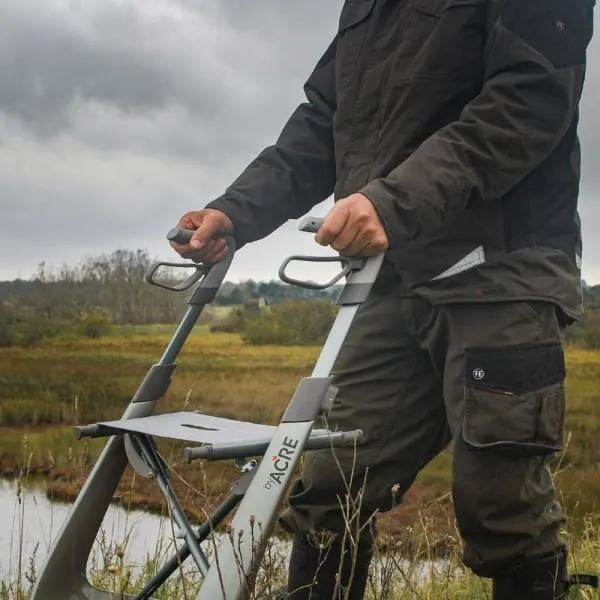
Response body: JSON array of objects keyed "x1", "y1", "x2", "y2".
[{"x1": 263, "y1": 436, "x2": 299, "y2": 490}]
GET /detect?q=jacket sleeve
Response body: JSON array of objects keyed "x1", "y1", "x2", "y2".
[
  {"x1": 361, "y1": 0, "x2": 594, "y2": 248},
  {"x1": 204, "y1": 39, "x2": 338, "y2": 248}
]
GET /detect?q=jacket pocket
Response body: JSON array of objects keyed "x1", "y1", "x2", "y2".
[
  {"x1": 336, "y1": 0, "x2": 376, "y2": 89},
  {"x1": 398, "y1": 0, "x2": 486, "y2": 80},
  {"x1": 394, "y1": 0, "x2": 444, "y2": 79},
  {"x1": 403, "y1": 0, "x2": 444, "y2": 40},
  {"x1": 462, "y1": 343, "x2": 566, "y2": 457}
]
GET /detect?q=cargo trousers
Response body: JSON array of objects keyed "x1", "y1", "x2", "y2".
[{"x1": 279, "y1": 290, "x2": 567, "y2": 577}]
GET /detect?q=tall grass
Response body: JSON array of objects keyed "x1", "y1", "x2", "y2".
[
  {"x1": 2, "y1": 334, "x2": 600, "y2": 534},
  {"x1": 2, "y1": 463, "x2": 600, "y2": 599},
  {"x1": 1, "y1": 333, "x2": 600, "y2": 597}
]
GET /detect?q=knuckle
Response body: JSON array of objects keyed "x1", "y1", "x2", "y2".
[
  {"x1": 356, "y1": 211, "x2": 369, "y2": 224},
  {"x1": 364, "y1": 224, "x2": 377, "y2": 237},
  {"x1": 322, "y1": 226, "x2": 335, "y2": 239}
]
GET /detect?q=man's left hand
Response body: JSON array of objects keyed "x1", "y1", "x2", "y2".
[{"x1": 315, "y1": 193, "x2": 389, "y2": 256}]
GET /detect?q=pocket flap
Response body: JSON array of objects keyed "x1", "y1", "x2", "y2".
[
  {"x1": 466, "y1": 343, "x2": 565, "y2": 395},
  {"x1": 413, "y1": 0, "x2": 486, "y2": 16},
  {"x1": 411, "y1": 0, "x2": 446, "y2": 17},
  {"x1": 446, "y1": 0, "x2": 487, "y2": 6},
  {"x1": 339, "y1": 0, "x2": 376, "y2": 31}
]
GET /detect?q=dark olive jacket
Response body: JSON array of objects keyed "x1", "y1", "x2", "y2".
[{"x1": 207, "y1": 0, "x2": 595, "y2": 320}]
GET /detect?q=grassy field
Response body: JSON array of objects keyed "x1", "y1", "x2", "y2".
[{"x1": 1, "y1": 328, "x2": 600, "y2": 597}]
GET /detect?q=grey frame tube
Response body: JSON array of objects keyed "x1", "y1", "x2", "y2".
[
  {"x1": 196, "y1": 251, "x2": 383, "y2": 600},
  {"x1": 30, "y1": 237, "x2": 236, "y2": 600}
]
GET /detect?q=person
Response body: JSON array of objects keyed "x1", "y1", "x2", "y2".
[{"x1": 172, "y1": 1, "x2": 596, "y2": 598}]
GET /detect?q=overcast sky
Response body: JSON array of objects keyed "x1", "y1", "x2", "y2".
[{"x1": 1, "y1": 0, "x2": 599, "y2": 286}]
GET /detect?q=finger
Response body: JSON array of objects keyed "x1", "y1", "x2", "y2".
[
  {"x1": 178, "y1": 248, "x2": 210, "y2": 263},
  {"x1": 176, "y1": 213, "x2": 202, "y2": 238},
  {"x1": 340, "y1": 228, "x2": 374, "y2": 255},
  {"x1": 315, "y1": 204, "x2": 350, "y2": 246},
  {"x1": 169, "y1": 240, "x2": 188, "y2": 254},
  {"x1": 170, "y1": 233, "x2": 204, "y2": 253},
  {"x1": 346, "y1": 229, "x2": 388, "y2": 256},
  {"x1": 202, "y1": 239, "x2": 228, "y2": 263},
  {"x1": 179, "y1": 210, "x2": 205, "y2": 228},
  {"x1": 170, "y1": 212, "x2": 202, "y2": 254},
  {"x1": 330, "y1": 225, "x2": 360, "y2": 254},
  {"x1": 208, "y1": 247, "x2": 229, "y2": 264},
  {"x1": 203, "y1": 239, "x2": 218, "y2": 255}
]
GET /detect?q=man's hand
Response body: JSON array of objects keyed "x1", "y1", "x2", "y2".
[
  {"x1": 171, "y1": 209, "x2": 234, "y2": 263},
  {"x1": 315, "y1": 194, "x2": 389, "y2": 256}
]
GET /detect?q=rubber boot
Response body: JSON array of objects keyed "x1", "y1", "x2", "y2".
[
  {"x1": 279, "y1": 533, "x2": 373, "y2": 600},
  {"x1": 492, "y1": 551, "x2": 569, "y2": 600}
]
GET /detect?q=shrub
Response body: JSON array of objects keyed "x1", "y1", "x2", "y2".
[
  {"x1": 0, "y1": 303, "x2": 61, "y2": 347},
  {"x1": 584, "y1": 325, "x2": 600, "y2": 350},
  {"x1": 575, "y1": 309, "x2": 600, "y2": 350},
  {"x1": 210, "y1": 307, "x2": 245, "y2": 333},
  {"x1": 0, "y1": 304, "x2": 15, "y2": 347},
  {"x1": 77, "y1": 309, "x2": 113, "y2": 339},
  {"x1": 242, "y1": 299, "x2": 337, "y2": 346}
]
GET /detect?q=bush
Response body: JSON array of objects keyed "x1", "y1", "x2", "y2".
[
  {"x1": 210, "y1": 307, "x2": 245, "y2": 333},
  {"x1": 13, "y1": 318, "x2": 57, "y2": 347},
  {"x1": 0, "y1": 303, "x2": 61, "y2": 347},
  {"x1": 242, "y1": 299, "x2": 337, "y2": 346},
  {"x1": 77, "y1": 309, "x2": 113, "y2": 338},
  {"x1": 0, "y1": 304, "x2": 16, "y2": 347},
  {"x1": 584, "y1": 321, "x2": 600, "y2": 350},
  {"x1": 563, "y1": 307, "x2": 600, "y2": 350}
]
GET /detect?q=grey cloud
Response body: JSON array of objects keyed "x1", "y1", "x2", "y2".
[
  {"x1": 0, "y1": 2, "x2": 230, "y2": 134},
  {"x1": 0, "y1": 0, "x2": 599, "y2": 286},
  {"x1": 0, "y1": 0, "x2": 343, "y2": 282},
  {"x1": 0, "y1": 0, "x2": 342, "y2": 137},
  {"x1": 0, "y1": 119, "x2": 335, "y2": 282}
]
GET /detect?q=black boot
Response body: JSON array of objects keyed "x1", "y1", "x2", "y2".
[
  {"x1": 493, "y1": 551, "x2": 570, "y2": 600},
  {"x1": 279, "y1": 533, "x2": 373, "y2": 600}
]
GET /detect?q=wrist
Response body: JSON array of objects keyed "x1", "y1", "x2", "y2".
[{"x1": 205, "y1": 208, "x2": 234, "y2": 234}]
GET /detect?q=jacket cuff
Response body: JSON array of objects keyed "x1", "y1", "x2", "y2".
[
  {"x1": 204, "y1": 196, "x2": 253, "y2": 250},
  {"x1": 359, "y1": 179, "x2": 407, "y2": 251}
]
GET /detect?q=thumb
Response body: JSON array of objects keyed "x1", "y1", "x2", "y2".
[
  {"x1": 316, "y1": 202, "x2": 350, "y2": 246},
  {"x1": 190, "y1": 212, "x2": 220, "y2": 249}
]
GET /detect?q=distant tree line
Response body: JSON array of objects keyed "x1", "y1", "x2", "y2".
[
  {"x1": 0, "y1": 248, "x2": 342, "y2": 347},
  {"x1": 2, "y1": 248, "x2": 600, "y2": 348}
]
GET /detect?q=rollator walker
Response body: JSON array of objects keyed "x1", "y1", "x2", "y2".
[{"x1": 30, "y1": 216, "x2": 383, "y2": 600}]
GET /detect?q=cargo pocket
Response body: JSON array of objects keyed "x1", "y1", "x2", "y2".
[
  {"x1": 336, "y1": 0, "x2": 376, "y2": 90},
  {"x1": 462, "y1": 343, "x2": 566, "y2": 457}
]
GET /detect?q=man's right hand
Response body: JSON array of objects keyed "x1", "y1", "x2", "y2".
[{"x1": 171, "y1": 209, "x2": 234, "y2": 264}]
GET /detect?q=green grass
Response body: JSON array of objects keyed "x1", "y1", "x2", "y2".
[
  {"x1": 2, "y1": 333, "x2": 600, "y2": 528},
  {"x1": 2, "y1": 332, "x2": 600, "y2": 598}
]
